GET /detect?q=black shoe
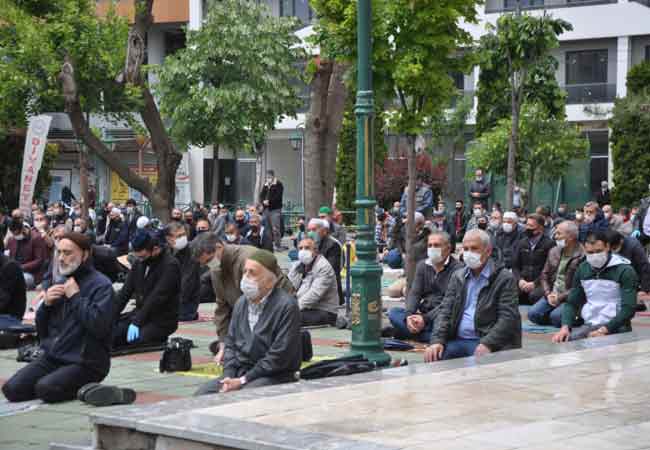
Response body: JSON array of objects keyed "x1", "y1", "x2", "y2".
[
  {"x1": 381, "y1": 326, "x2": 395, "y2": 338},
  {"x1": 81, "y1": 384, "x2": 137, "y2": 407},
  {"x1": 77, "y1": 382, "x2": 101, "y2": 401},
  {"x1": 636, "y1": 303, "x2": 647, "y2": 312}
]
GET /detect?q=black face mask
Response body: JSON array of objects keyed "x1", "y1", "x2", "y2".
[
  {"x1": 525, "y1": 228, "x2": 537, "y2": 238},
  {"x1": 299, "y1": 224, "x2": 305, "y2": 232},
  {"x1": 478, "y1": 222, "x2": 488, "y2": 230},
  {"x1": 171, "y1": 216, "x2": 182, "y2": 222},
  {"x1": 236, "y1": 219, "x2": 246, "y2": 225},
  {"x1": 455, "y1": 206, "x2": 462, "y2": 211},
  {"x1": 196, "y1": 229, "x2": 208, "y2": 235},
  {"x1": 250, "y1": 225, "x2": 259, "y2": 233}
]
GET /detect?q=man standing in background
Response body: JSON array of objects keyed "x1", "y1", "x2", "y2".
[{"x1": 259, "y1": 170, "x2": 285, "y2": 251}]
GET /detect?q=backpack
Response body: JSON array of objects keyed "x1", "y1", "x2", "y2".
[
  {"x1": 159, "y1": 337, "x2": 194, "y2": 373},
  {"x1": 300, "y1": 354, "x2": 376, "y2": 380}
]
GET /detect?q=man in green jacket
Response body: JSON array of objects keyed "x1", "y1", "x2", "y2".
[
  {"x1": 424, "y1": 229, "x2": 521, "y2": 362},
  {"x1": 553, "y1": 231, "x2": 638, "y2": 343}
]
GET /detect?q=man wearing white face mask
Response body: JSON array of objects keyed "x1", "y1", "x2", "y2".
[
  {"x1": 195, "y1": 250, "x2": 301, "y2": 396},
  {"x1": 553, "y1": 231, "x2": 638, "y2": 343},
  {"x1": 465, "y1": 201, "x2": 488, "y2": 232},
  {"x1": 387, "y1": 232, "x2": 462, "y2": 343},
  {"x1": 3, "y1": 233, "x2": 114, "y2": 403},
  {"x1": 288, "y1": 237, "x2": 338, "y2": 326},
  {"x1": 166, "y1": 222, "x2": 201, "y2": 321},
  {"x1": 495, "y1": 211, "x2": 522, "y2": 269},
  {"x1": 424, "y1": 229, "x2": 521, "y2": 362}
]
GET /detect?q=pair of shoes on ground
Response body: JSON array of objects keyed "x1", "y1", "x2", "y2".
[{"x1": 77, "y1": 383, "x2": 137, "y2": 407}]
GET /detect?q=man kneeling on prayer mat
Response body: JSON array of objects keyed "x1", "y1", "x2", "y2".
[
  {"x1": 195, "y1": 250, "x2": 301, "y2": 395},
  {"x1": 2, "y1": 233, "x2": 113, "y2": 403},
  {"x1": 112, "y1": 229, "x2": 181, "y2": 348}
]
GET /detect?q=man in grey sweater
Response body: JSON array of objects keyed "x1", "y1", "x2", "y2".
[
  {"x1": 289, "y1": 237, "x2": 339, "y2": 326},
  {"x1": 195, "y1": 250, "x2": 301, "y2": 396}
]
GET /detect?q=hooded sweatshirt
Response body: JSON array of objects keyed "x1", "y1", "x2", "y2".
[{"x1": 562, "y1": 253, "x2": 638, "y2": 333}]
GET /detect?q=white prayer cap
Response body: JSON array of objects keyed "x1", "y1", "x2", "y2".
[
  {"x1": 110, "y1": 207, "x2": 122, "y2": 216},
  {"x1": 308, "y1": 218, "x2": 329, "y2": 229},
  {"x1": 414, "y1": 212, "x2": 425, "y2": 224},
  {"x1": 504, "y1": 211, "x2": 518, "y2": 220},
  {"x1": 136, "y1": 216, "x2": 150, "y2": 229}
]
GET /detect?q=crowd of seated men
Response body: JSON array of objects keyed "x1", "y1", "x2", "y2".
[{"x1": 1, "y1": 188, "x2": 649, "y2": 404}]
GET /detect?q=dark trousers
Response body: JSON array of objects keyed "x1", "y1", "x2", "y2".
[
  {"x1": 441, "y1": 339, "x2": 480, "y2": 360},
  {"x1": 179, "y1": 300, "x2": 200, "y2": 322},
  {"x1": 112, "y1": 314, "x2": 172, "y2": 348},
  {"x1": 194, "y1": 375, "x2": 292, "y2": 396},
  {"x1": 301, "y1": 309, "x2": 337, "y2": 327},
  {"x1": 387, "y1": 307, "x2": 434, "y2": 343},
  {"x1": 2, "y1": 355, "x2": 104, "y2": 403}
]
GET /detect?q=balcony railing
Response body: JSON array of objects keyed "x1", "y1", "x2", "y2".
[
  {"x1": 563, "y1": 83, "x2": 616, "y2": 104},
  {"x1": 486, "y1": 0, "x2": 617, "y2": 13}
]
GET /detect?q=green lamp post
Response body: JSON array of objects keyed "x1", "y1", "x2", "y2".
[{"x1": 348, "y1": 0, "x2": 391, "y2": 366}]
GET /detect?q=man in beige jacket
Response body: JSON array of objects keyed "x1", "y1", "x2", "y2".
[{"x1": 192, "y1": 232, "x2": 294, "y2": 363}]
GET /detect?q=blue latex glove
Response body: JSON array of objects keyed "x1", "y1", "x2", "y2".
[
  {"x1": 631, "y1": 230, "x2": 641, "y2": 239},
  {"x1": 127, "y1": 324, "x2": 140, "y2": 343}
]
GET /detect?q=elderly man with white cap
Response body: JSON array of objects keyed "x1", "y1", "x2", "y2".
[
  {"x1": 494, "y1": 211, "x2": 523, "y2": 269},
  {"x1": 307, "y1": 218, "x2": 343, "y2": 305}
]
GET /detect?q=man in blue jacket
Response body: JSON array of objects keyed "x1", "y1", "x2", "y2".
[{"x1": 2, "y1": 233, "x2": 114, "y2": 403}]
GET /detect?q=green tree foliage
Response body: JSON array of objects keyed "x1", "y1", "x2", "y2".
[
  {"x1": 626, "y1": 61, "x2": 650, "y2": 96},
  {"x1": 610, "y1": 93, "x2": 650, "y2": 208},
  {"x1": 0, "y1": 135, "x2": 58, "y2": 209},
  {"x1": 476, "y1": 42, "x2": 567, "y2": 135},
  {"x1": 468, "y1": 102, "x2": 589, "y2": 207},
  {"x1": 474, "y1": 13, "x2": 572, "y2": 208},
  {"x1": 0, "y1": 0, "x2": 130, "y2": 129},
  {"x1": 155, "y1": 0, "x2": 304, "y2": 150}
]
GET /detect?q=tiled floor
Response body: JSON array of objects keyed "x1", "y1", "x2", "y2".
[
  {"x1": 96, "y1": 337, "x2": 650, "y2": 450},
  {"x1": 3, "y1": 259, "x2": 650, "y2": 450}
]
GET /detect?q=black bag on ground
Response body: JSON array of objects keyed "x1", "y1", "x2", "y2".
[
  {"x1": 300, "y1": 354, "x2": 376, "y2": 380},
  {"x1": 301, "y1": 330, "x2": 313, "y2": 362},
  {"x1": 0, "y1": 324, "x2": 37, "y2": 350},
  {"x1": 159, "y1": 337, "x2": 194, "y2": 373}
]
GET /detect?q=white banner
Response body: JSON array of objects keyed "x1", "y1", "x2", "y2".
[
  {"x1": 19, "y1": 115, "x2": 52, "y2": 217},
  {"x1": 175, "y1": 152, "x2": 192, "y2": 207}
]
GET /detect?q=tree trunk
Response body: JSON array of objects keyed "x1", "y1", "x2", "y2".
[
  {"x1": 211, "y1": 145, "x2": 220, "y2": 204},
  {"x1": 254, "y1": 141, "x2": 265, "y2": 205},
  {"x1": 406, "y1": 136, "x2": 418, "y2": 286},
  {"x1": 321, "y1": 62, "x2": 349, "y2": 206},
  {"x1": 304, "y1": 59, "x2": 333, "y2": 218},
  {"x1": 506, "y1": 76, "x2": 520, "y2": 211},
  {"x1": 59, "y1": 0, "x2": 181, "y2": 223},
  {"x1": 527, "y1": 167, "x2": 535, "y2": 212},
  {"x1": 79, "y1": 147, "x2": 89, "y2": 220}
]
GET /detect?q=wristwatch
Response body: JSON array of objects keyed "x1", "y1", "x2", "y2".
[{"x1": 239, "y1": 376, "x2": 247, "y2": 386}]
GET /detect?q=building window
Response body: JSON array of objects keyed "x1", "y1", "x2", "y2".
[
  {"x1": 566, "y1": 50, "x2": 608, "y2": 85},
  {"x1": 585, "y1": 130, "x2": 609, "y2": 195},
  {"x1": 451, "y1": 72, "x2": 465, "y2": 90},
  {"x1": 504, "y1": 0, "x2": 544, "y2": 9},
  {"x1": 280, "y1": 0, "x2": 313, "y2": 24},
  {"x1": 645, "y1": 45, "x2": 650, "y2": 62}
]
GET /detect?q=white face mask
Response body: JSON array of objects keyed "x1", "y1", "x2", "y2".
[
  {"x1": 489, "y1": 220, "x2": 500, "y2": 230},
  {"x1": 240, "y1": 276, "x2": 260, "y2": 301},
  {"x1": 502, "y1": 223, "x2": 514, "y2": 234},
  {"x1": 556, "y1": 239, "x2": 566, "y2": 249},
  {"x1": 126, "y1": 207, "x2": 134, "y2": 214},
  {"x1": 60, "y1": 257, "x2": 82, "y2": 276},
  {"x1": 586, "y1": 251, "x2": 608, "y2": 270},
  {"x1": 298, "y1": 249, "x2": 314, "y2": 266},
  {"x1": 584, "y1": 214, "x2": 595, "y2": 224},
  {"x1": 73, "y1": 226, "x2": 82, "y2": 233},
  {"x1": 211, "y1": 209, "x2": 219, "y2": 215},
  {"x1": 14, "y1": 233, "x2": 25, "y2": 241},
  {"x1": 463, "y1": 251, "x2": 483, "y2": 270},
  {"x1": 174, "y1": 235, "x2": 188, "y2": 251},
  {"x1": 225, "y1": 233, "x2": 237, "y2": 243},
  {"x1": 473, "y1": 208, "x2": 482, "y2": 217},
  {"x1": 427, "y1": 247, "x2": 443, "y2": 264}
]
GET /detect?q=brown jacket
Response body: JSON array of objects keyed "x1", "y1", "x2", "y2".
[
  {"x1": 6, "y1": 229, "x2": 48, "y2": 284},
  {"x1": 210, "y1": 244, "x2": 294, "y2": 338},
  {"x1": 540, "y1": 245, "x2": 584, "y2": 303}
]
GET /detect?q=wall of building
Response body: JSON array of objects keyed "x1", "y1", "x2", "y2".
[{"x1": 631, "y1": 34, "x2": 650, "y2": 66}]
